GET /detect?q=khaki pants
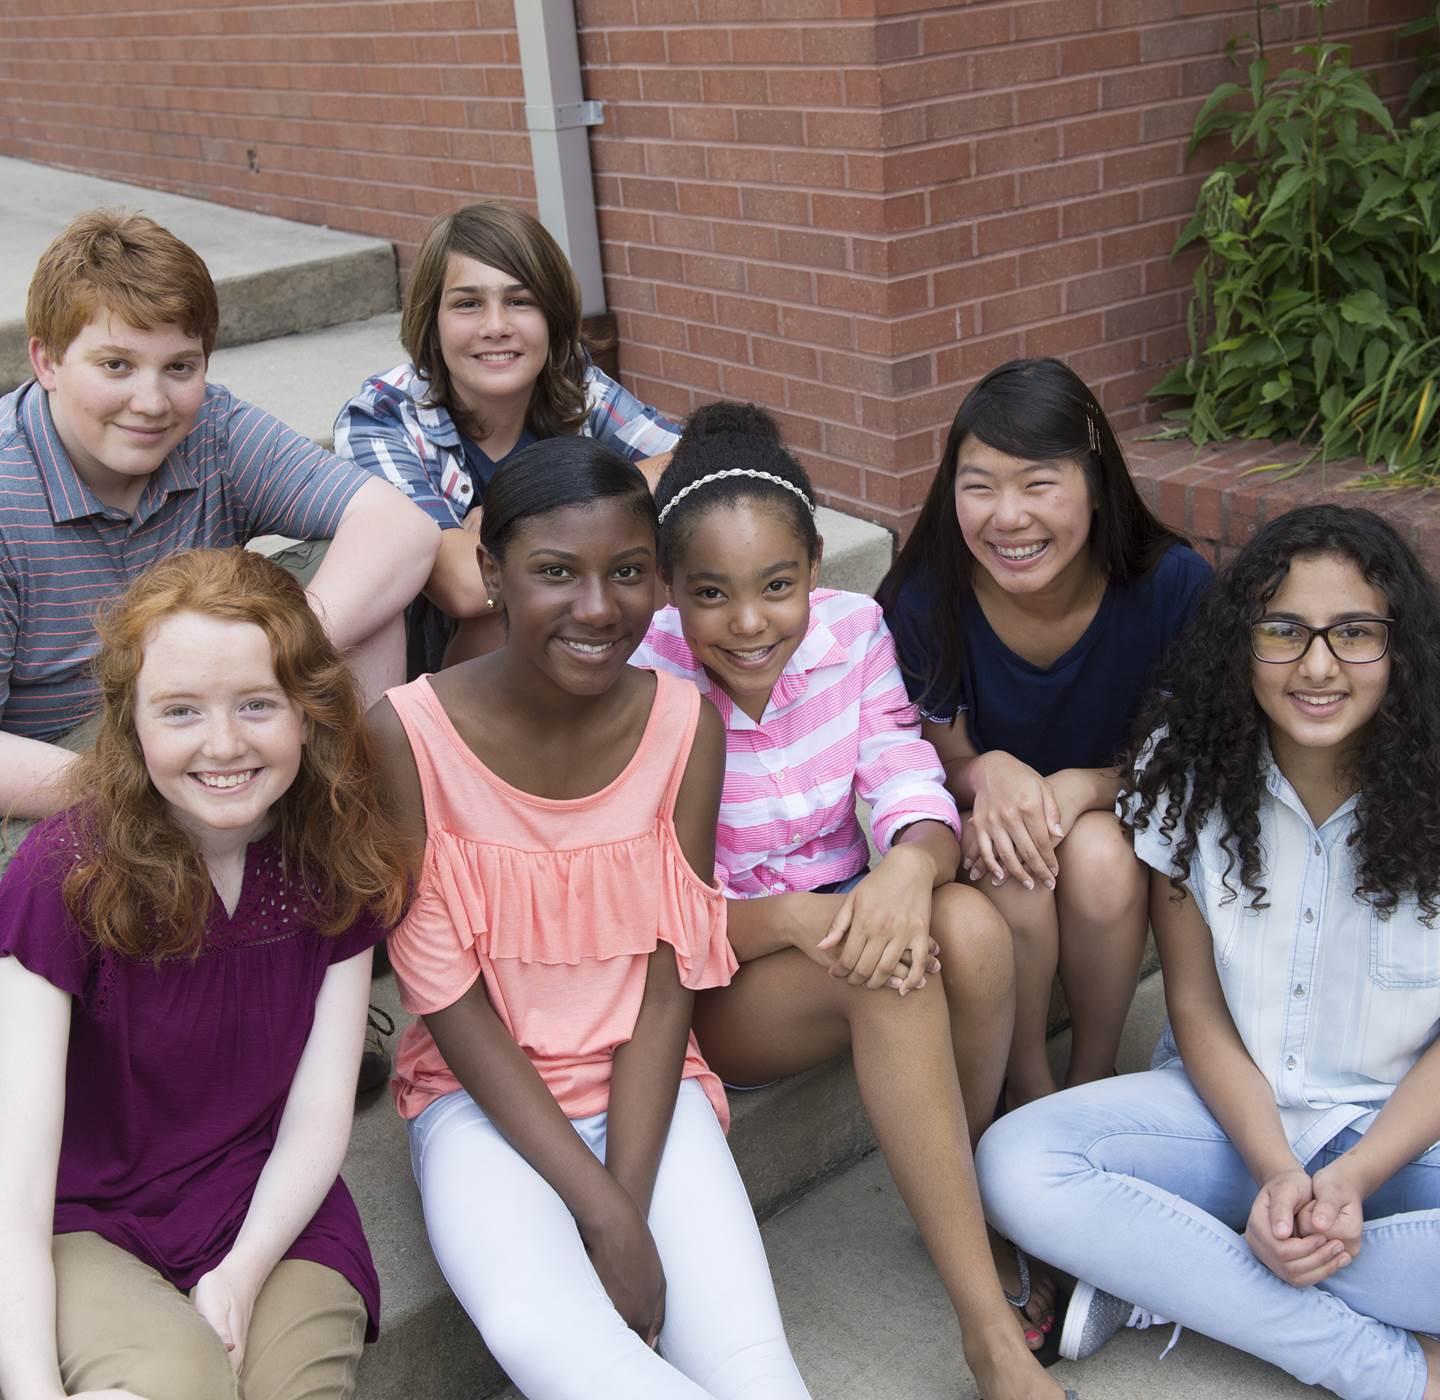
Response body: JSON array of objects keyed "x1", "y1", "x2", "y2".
[{"x1": 53, "y1": 1232, "x2": 366, "y2": 1400}]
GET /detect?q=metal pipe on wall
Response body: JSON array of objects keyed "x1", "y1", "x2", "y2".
[{"x1": 515, "y1": 0, "x2": 608, "y2": 318}]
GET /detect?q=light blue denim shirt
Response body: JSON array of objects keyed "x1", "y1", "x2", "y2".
[{"x1": 1128, "y1": 743, "x2": 1440, "y2": 1164}]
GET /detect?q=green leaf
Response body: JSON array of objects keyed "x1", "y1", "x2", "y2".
[
  {"x1": 1150, "y1": 365, "x2": 1193, "y2": 398},
  {"x1": 1257, "y1": 166, "x2": 1312, "y2": 228},
  {"x1": 1250, "y1": 58, "x2": 1268, "y2": 108},
  {"x1": 1345, "y1": 82, "x2": 1396, "y2": 135},
  {"x1": 1313, "y1": 331, "x2": 1333, "y2": 387},
  {"x1": 1261, "y1": 370, "x2": 1293, "y2": 402},
  {"x1": 1363, "y1": 337, "x2": 1389, "y2": 386},
  {"x1": 1338, "y1": 289, "x2": 1394, "y2": 328},
  {"x1": 1337, "y1": 320, "x2": 1361, "y2": 372},
  {"x1": 1190, "y1": 82, "x2": 1248, "y2": 153},
  {"x1": 1352, "y1": 173, "x2": 1409, "y2": 224}
]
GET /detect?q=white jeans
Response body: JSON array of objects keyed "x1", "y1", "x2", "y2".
[{"x1": 408, "y1": 1078, "x2": 811, "y2": 1400}]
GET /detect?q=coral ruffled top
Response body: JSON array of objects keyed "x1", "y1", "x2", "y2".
[{"x1": 386, "y1": 670, "x2": 735, "y2": 1129}]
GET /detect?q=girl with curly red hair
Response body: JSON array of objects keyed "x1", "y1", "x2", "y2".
[{"x1": 0, "y1": 547, "x2": 410, "y2": 1400}]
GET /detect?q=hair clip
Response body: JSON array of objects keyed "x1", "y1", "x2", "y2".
[
  {"x1": 1086, "y1": 412, "x2": 1103, "y2": 456},
  {"x1": 657, "y1": 468, "x2": 815, "y2": 526}
]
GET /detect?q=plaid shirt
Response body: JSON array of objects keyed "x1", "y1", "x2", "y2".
[
  {"x1": 634, "y1": 590, "x2": 960, "y2": 898},
  {"x1": 333, "y1": 359, "x2": 680, "y2": 528}
]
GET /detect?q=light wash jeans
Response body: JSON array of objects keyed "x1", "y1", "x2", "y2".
[
  {"x1": 407, "y1": 1078, "x2": 811, "y2": 1400},
  {"x1": 975, "y1": 1064, "x2": 1440, "y2": 1400}
]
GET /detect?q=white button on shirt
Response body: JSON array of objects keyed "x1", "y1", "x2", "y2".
[{"x1": 1130, "y1": 752, "x2": 1440, "y2": 1163}]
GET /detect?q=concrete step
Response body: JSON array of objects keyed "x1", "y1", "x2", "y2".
[
  {"x1": 0, "y1": 156, "x2": 397, "y2": 391},
  {"x1": 209, "y1": 313, "x2": 405, "y2": 451},
  {"x1": 222, "y1": 313, "x2": 897, "y2": 595}
]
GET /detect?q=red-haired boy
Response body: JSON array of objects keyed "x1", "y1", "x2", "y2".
[{"x1": 1, "y1": 210, "x2": 438, "y2": 860}]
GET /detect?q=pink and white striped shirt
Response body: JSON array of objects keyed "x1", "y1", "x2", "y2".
[{"x1": 634, "y1": 590, "x2": 960, "y2": 899}]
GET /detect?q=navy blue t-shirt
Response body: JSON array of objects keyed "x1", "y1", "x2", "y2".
[{"x1": 886, "y1": 544, "x2": 1212, "y2": 774}]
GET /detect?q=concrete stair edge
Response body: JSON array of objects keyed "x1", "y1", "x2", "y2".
[{"x1": 0, "y1": 156, "x2": 400, "y2": 392}]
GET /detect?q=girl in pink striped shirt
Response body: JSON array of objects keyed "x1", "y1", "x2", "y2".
[{"x1": 633, "y1": 403, "x2": 1079, "y2": 1400}]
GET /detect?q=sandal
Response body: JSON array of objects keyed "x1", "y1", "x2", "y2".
[{"x1": 1003, "y1": 1243, "x2": 1063, "y2": 1367}]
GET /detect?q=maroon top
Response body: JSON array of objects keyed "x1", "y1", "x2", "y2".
[{"x1": 0, "y1": 813, "x2": 385, "y2": 1339}]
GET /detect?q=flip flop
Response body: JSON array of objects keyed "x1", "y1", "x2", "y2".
[{"x1": 1003, "y1": 1243, "x2": 1064, "y2": 1367}]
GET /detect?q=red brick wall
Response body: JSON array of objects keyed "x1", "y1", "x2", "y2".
[
  {"x1": 0, "y1": 0, "x2": 534, "y2": 249},
  {"x1": 580, "y1": 0, "x2": 1424, "y2": 529},
  {"x1": 0, "y1": 0, "x2": 1424, "y2": 533}
]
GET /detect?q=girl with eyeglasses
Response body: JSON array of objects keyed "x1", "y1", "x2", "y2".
[{"x1": 977, "y1": 505, "x2": 1440, "y2": 1399}]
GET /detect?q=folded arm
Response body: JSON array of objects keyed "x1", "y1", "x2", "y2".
[
  {"x1": 0, "y1": 730, "x2": 79, "y2": 820},
  {"x1": 308, "y1": 477, "x2": 438, "y2": 650}
]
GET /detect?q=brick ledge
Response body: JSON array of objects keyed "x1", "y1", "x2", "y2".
[{"x1": 1121, "y1": 429, "x2": 1440, "y2": 570}]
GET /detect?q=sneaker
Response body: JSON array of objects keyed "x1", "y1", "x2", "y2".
[
  {"x1": 1058, "y1": 1280, "x2": 1173, "y2": 1361},
  {"x1": 356, "y1": 1006, "x2": 395, "y2": 1099}
]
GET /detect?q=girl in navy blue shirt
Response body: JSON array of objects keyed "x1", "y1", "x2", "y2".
[{"x1": 878, "y1": 359, "x2": 1210, "y2": 1128}]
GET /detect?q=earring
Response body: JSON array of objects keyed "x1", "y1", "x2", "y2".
[{"x1": 484, "y1": 597, "x2": 497, "y2": 610}]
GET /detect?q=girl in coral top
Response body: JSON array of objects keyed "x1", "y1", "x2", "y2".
[{"x1": 369, "y1": 436, "x2": 809, "y2": 1399}]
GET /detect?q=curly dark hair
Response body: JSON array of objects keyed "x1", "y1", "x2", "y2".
[{"x1": 1123, "y1": 504, "x2": 1440, "y2": 924}]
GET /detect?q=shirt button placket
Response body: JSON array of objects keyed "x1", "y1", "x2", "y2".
[{"x1": 1284, "y1": 857, "x2": 1322, "y2": 1097}]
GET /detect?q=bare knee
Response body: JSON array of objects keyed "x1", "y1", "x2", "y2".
[
  {"x1": 932, "y1": 883, "x2": 1014, "y2": 1003},
  {"x1": 840, "y1": 963, "x2": 948, "y2": 1031},
  {"x1": 970, "y1": 865, "x2": 1058, "y2": 947},
  {"x1": 1057, "y1": 811, "x2": 1146, "y2": 923}
]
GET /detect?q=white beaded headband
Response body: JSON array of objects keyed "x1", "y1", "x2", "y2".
[{"x1": 656, "y1": 468, "x2": 816, "y2": 526}]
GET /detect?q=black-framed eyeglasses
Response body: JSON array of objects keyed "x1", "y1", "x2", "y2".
[{"x1": 1250, "y1": 617, "x2": 1394, "y2": 664}]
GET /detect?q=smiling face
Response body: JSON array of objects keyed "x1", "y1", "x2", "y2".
[
  {"x1": 952, "y1": 434, "x2": 1096, "y2": 598},
  {"x1": 482, "y1": 496, "x2": 657, "y2": 699},
  {"x1": 1251, "y1": 551, "x2": 1392, "y2": 779},
  {"x1": 667, "y1": 500, "x2": 821, "y2": 721},
  {"x1": 133, "y1": 612, "x2": 307, "y2": 853},
  {"x1": 435, "y1": 253, "x2": 551, "y2": 425},
  {"x1": 30, "y1": 314, "x2": 208, "y2": 512}
]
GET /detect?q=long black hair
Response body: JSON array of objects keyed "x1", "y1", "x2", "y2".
[
  {"x1": 480, "y1": 435, "x2": 656, "y2": 563},
  {"x1": 1123, "y1": 504, "x2": 1440, "y2": 924},
  {"x1": 654, "y1": 401, "x2": 818, "y2": 578},
  {"x1": 876, "y1": 357, "x2": 1183, "y2": 721}
]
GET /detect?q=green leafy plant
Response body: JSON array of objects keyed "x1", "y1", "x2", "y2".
[{"x1": 1152, "y1": 0, "x2": 1440, "y2": 485}]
